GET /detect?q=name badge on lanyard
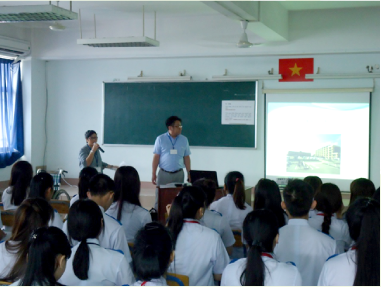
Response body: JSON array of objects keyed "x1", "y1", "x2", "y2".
[
  {"x1": 170, "y1": 149, "x2": 178, "y2": 154},
  {"x1": 167, "y1": 133, "x2": 178, "y2": 155}
]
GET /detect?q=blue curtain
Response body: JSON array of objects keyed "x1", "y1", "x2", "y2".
[{"x1": 0, "y1": 59, "x2": 24, "y2": 168}]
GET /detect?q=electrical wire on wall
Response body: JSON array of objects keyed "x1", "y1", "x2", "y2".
[{"x1": 43, "y1": 60, "x2": 48, "y2": 168}]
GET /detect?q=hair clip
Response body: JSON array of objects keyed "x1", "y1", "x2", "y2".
[
  {"x1": 252, "y1": 240, "x2": 263, "y2": 248},
  {"x1": 31, "y1": 233, "x2": 37, "y2": 240}
]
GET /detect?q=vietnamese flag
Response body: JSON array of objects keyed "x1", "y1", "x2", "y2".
[{"x1": 279, "y1": 58, "x2": 314, "y2": 82}]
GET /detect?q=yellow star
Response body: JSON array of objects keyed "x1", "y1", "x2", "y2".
[{"x1": 289, "y1": 63, "x2": 303, "y2": 76}]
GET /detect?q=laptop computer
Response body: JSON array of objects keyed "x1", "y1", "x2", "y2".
[{"x1": 189, "y1": 170, "x2": 219, "y2": 187}]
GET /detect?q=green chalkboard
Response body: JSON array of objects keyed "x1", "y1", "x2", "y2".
[{"x1": 103, "y1": 81, "x2": 257, "y2": 148}]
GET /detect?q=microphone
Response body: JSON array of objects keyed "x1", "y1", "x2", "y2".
[{"x1": 98, "y1": 146, "x2": 105, "y2": 153}]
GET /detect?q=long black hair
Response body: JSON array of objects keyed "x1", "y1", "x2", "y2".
[
  {"x1": 346, "y1": 198, "x2": 379, "y2": 286},
  {"x1": 240, "y1": 210, "x2": 279, "y2": 286},
  {"x1": 254, "y1": 179, "x2": 286, "y2": 227},
  {"x1": 225, "y1": 171, "x2": 246, "y2": 210},
  {"x1": 67, "y1": 199, "x2": 103, "y2": 280},
  {"x1": 29, "y1": 172, "x2": 54, "y2": 200},
  {"x1": 78, "y1": 167, "x2": 98, "y2": 200},
  {"x1": 349, "y1": 178, "x2": 375, "y2": 206},
  {"x1": 114, "y1": 166, "x2": 141, "y2": 221},
  {"x1": 303, "y1": 176, "x2": 322, "y2": 197},
  {"x1": 8, "y1": 161, "x2": 33, "y2": 206},
  {"x1": 167, "y1": 186, "x2": 205, "y2": 246},
  {"x1": 132, "y1": 222, "x2": 173, "y2": 281},
  {"x1": 20, "y1": 227, "x2": 71, "y2": 286},
  {"x1": 2, "y1": 198, "x2": 53, "y2": 282},
  {"x1": 315, "y1": 183, "x2": 343, "y2": 234}
]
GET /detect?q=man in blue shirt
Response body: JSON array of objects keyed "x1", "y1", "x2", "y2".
[{"x1": 152, "y1": 116, "x2": 191, "y2": 188}]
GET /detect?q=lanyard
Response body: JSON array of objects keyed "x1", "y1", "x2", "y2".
[
  {"x1": 261, "y1": 252, "x2": 274, "y2": 259},
  {"x1": 167, "y1": 133, "x2": 178, "y2": 149},
  {"x1": 183, "y1": 220, "x2": 200, "y2": 224},
  {"x1": 88, "y1": 144, "x2": 99, "y2": 166}
]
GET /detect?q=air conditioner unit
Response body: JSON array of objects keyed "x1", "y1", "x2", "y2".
[{"x1": 0, "y1": 36, "x2": 31, "y2": 58}]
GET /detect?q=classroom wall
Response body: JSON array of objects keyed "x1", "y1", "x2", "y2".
[{"x1": 43, "y1": 53, "x2": 380, "y2": 190}]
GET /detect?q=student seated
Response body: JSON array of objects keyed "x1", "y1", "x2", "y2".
[
  {"x1": 308, "y1": 183, "x2": 351, "y2": 253},
  {"x1": 221, "y1": 210, "x2": 302, "y2": 286},
  {"x1": 0, "y1": 198, "x2": 53, "y2": 282},
  {"x1": 193, "y1": 178, "x2": 235, "y2": 255},
  {"x1": 210, "y1": 171, "x2": 253, "y2": 230},
  {"x1": 318, "y1": 198, "x2": 380, "y2": 286},
  {"x1": 254, "y1": 178, "x2": 287, "y2": 227},
  {"x1": 28, "y1": 172, "x2": 63, "y2": 229},
  {"x1": 63, "y1": 174, "x2": 131, "y2": 261},
  {"x1": 11, "y1": 226, "x2": 71, "y2": 286},
  {"x1": 2, "y1": 161, "x2": 33, "y2": 211},
  {"x1": 274, "y1": 179, "x2": 337, "y2": 286},
  {"x1": 167, "y1": 186, "x2": 230, "y2": 286},
  {"x1": 132, "y1": 222, "x2": 174, "y2": 286},
  {"x1": 106, "y1": 166, "x2": 152, "y2": 243},
  {"x1": 349, "y1": 178, "x2": 376, "y2": 206},
  {"x1": 373, "y1": 187, "x2": 380, "y2": 203},
  {"x1": 59, "y1": 200, "x2": 135, "y2": 286},
  {"x1": 303, "y1": 175, "x2": 322, "y2": 218},
  {"x1": 70, "y1": 166, "x2": 98, "y2": 207}
]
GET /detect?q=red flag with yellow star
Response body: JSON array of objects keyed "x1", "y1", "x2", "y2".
[{"x1": 279, "y1": 58, "x2": 314, "y2": 82}]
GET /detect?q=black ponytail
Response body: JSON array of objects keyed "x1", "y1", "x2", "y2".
[
  {"x1": 315, "y1": 183, "x2": 343, "y2": 235},
  {"x1": 78, "y1": 167, "x2": 98, "y2": 200},
  {"x1": 240, "y1": 210, "x2": 279, "y2": 286},
  {"x1": 167, "y1": 186, "x2": 205, "y2": 247},
  {"x1": 346, "y1": 198, "x2": 379, "y2": 286},
  {"x1": 225, "y1": 171, "x2": 246, "y2": 210},
  {"x1": 67, "y1": 200, "x2": 103, "y2": 280}
]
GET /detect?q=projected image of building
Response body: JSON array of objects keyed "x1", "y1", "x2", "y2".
[{"x1": 315, "y1": 145, "x2": 341, "y2": 160}]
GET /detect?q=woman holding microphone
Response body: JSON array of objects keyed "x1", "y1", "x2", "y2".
[{"x1": 79, "y1": 130, "x2": 118, "y2": 173}]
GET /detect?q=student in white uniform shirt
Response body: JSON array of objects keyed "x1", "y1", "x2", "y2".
[
  {"x1": 0, "y1": 198, "x2": 53, "y2": 282},
  {"x1": 63, "y1": 174, "x2": 132, "y2": 262},
  {"x1": 193, "y1": 178, "x2": 235, "y2": 255},
  {"x1": 308, "y1": 183, "x2": 351, "y2": 253},
  {"x1": 303, "y1": 175, "x2": 323, "y2": 218},
  {"x1": 254, "y1": 179, "x2": 288, "y2": 227},
  {"x1": 167, "y1": 186, "x2": 230, "y2": 286},
  {"x1": 274, "y1": 179, "x2": 337, "y2": 286},
  {"x1": 10, "y1": 226, "x2": 71, "y2": 286},
  {"x1": 2, "y1": 161, "x2": 33, "y2": 211},
  {"x1": 318, "y1": 197, "x2": 380, "y2": 286},
  {"x1": 28, "y1": 172, "x2": 63, "y2": 229},
  {"x1": 210, "y1": 171, "x2": 253, "y2": 230},
  {"x1": 59, "y1": 200, "x2": 135, "y2": 286},
  {"x1": 69, "y1": 166, "x2": 98, "y2": 207},
  {"x1": 106, "y1": 166, "x2": 152, "y2": 243},
  {"x1": 221, "y1": 209, "x2": 302, "y2": 286},
  {"x1": 132, "y1": 222, "x2": 174, "y2": 286}
]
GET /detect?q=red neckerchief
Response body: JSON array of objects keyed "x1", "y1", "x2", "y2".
[
  {"x1": 183, "y1": 220, "x2": 200, "y2": 224},
  {"x1": 261, "y1": 252, "x2": 273, "y2": 259},
  {"x1": 141, "y1": 281, "x2": 147, "y2": 286}
]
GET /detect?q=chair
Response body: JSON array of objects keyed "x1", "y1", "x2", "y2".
[
  {"x1": 50, "y1": 199, "x2": 70, "y2": 214},
  {"x1": 0, "y1": 281, "x2": 11, "y2": 286},
  {"x1": 0, "y1": 202, "x2": 4, "y2": 211},
  {"x1": 1, "y1": 210, "x2": 15, "y2": 227},
  {"x1": 166, "y1": 273, "x2": 189, "y2": 286},
  {"x1": 232, "y1": 229, "x2": 247, "y2": 257}
]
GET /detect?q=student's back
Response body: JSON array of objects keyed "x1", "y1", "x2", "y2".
[
  {"x1": 59, "y1": 200, "x2": 135, "y2": 286},
  {"x1": 210, "y1": 172, "x2": 252, "y2": 230},
  {"x1": 167, "y1": 186, "x2": 229, "y2": 286},
  {"x1": 274, "y1": 180, "x2": 336, "y2": 286}
]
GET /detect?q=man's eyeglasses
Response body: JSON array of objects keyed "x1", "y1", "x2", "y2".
[
  {"x1": 172, "y1": 125, "x2": 182, "y2": 128},
  {"x1": 89, "y1": 136, "x2": 98, "y2": 140}
]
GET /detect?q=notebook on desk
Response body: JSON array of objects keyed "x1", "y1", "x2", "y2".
[{"x1": 189, "y1": 170, "x2": 219, "y2": 187}]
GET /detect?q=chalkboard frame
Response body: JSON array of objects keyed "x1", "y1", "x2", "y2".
[{"x1": 101, "y1": 80, "x2": 258, "y2": 149}]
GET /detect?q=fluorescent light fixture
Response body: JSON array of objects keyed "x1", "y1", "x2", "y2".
[
  {"x1": 77, "y1": 37, "x2": 159, "y2": 48},
  {"x1": 305, "y1": 73, "x2": 380, "y2": 79},
  {"x1": 127, "y1": 76, "x2": 192, "y2": 82},
  {"x1": 212, "y1": 75, "x2": 282, "y2": 81},
  {"x1": 0, "y1": 4, "x2": 77, "y2": 22}
]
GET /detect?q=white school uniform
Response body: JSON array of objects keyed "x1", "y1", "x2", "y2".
[
  {"x1": 106, "y1": 201, "x2": 152, "y2": 243},
  {"x1": 317, "y1": 248, "x2": 356, "y2": 286},
  {"x1": 0, "y1": 240, "x2": 18, "y2": 279},
  {"x1": 49, "y1": 209, "x2": 63, "y2": 229},
  {"x1": 210, "y1": 194, "x2": 253, "y2": 230},
  {"x1": 221, "y1": 253, "x2": 302, "y2": 286},
  {"x1": 308, "y1": 212, "x2": 351, "y2": 253},
  {"x1": 2, "y1": 187, "x2": 19, "y2": 211},
  {"x1": 200, "y1": 209, "x2": 235, "y2": 248},
  {"x1": 59, "y1": 238, "x2": 135, "y2": 286},
  {"x1": 69, "y1": 194, "x2": 79, "y2": 207},
  {"x1": 274, "y1": 219, "x2": 337, "y2": 286},
  {"x1": 62, "y1": 204, "x2": 132, "y2": 263},
  {"x1": 167, "y1": 219, "x2": 230, "y2": 286},
  {"x1": 133, "y1": 277, "x2": 167, "y2": 286}
]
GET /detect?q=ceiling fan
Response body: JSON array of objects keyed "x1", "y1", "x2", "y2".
[{"x1": 237, "y1": 20, "x2": 256, "y2": 48}]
